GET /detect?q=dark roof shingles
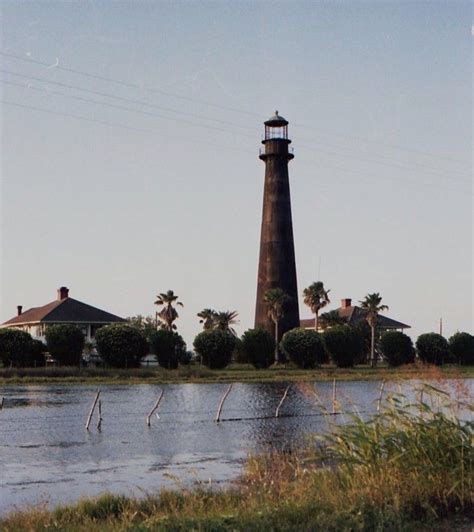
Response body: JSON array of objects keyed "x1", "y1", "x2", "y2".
[
  {"x1": 347, "y1": 306, "x2": 410, "y2": 329},
  {"x1": 2, "y1": 299, "x2": 64, "y2": 325},
  {"x1": 2, "y1": 298, "x2": 125, "y2": 325},
  {"x1": 300, "y1": 305, "x2": 410, "y2": 330}
]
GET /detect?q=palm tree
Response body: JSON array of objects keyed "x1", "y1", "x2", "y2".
[
  {"x1": 359, "y1": 293, "x2": 388, "y2": 368},
  {"x1": 213, "y1": 310, "x2": 239, "y2": 336},
  {"x1": 197, "y1": 308, "x2": 217, "y2": 330},
  {"x1": 303, "y1": 281, "x2": 330, "y2": 331},
  {"x1": 154, "y1": 290, "x2": 184, "y2": 330},
  {"x1": 264, "y1": 288, "x2": 291, "y2": 364},
  {"x1": 319, "y1": 309, "x2": 346, "y2": 329}
]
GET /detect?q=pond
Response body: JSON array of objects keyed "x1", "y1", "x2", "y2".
[{"x1": 0, "y1": 379, "x2": 472, "y2": 514}]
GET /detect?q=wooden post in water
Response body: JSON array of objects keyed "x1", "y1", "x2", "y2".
[
  {"x1": 377, "y1": 380, "x2": 385, "y2": 414},
  {"x1": 146, "y1": 390, "x2": 164, "y2": 427},
  {"x1": 275, "y1": 385, "x2": 290, "y2": 418},
  {"x1": 332, "y1": 379, "x2": 337, "y2": 414},
  {"x1": 96, "y1": 400, "x2": 102, "y2": 431},
  {"x1": 215, "y1": 384, "x2": 233, "y2": 423},
  {"x1": 85, "y1": 390, "x2": 100, "y2": 430},
  {"x1": 0, "y1": 397, "x2": 4, "y2": 410}
]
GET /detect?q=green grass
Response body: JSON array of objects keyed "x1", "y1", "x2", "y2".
[
  {"x1": 1, "y1": 385, "x2": 472, "y2": 531},
  {"x1": 0, "y1": 362, "x2": 472, "y2": 385}
]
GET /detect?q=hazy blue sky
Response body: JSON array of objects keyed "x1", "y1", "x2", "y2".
[{"x1": 1, "y1": 1, "x2": 472, "y2": 346}]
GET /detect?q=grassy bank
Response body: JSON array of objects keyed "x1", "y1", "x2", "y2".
[
  {"x1": 1, "y1": 385, "x2": 472, "y2": 531},
  {"x1": 0, "y1": 362, "x2": 473, "y2": 385}
]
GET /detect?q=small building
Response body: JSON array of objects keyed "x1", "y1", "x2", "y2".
[
  {"x1": 1, "y1": 287, "x2": 126, "y2": 343},
  {"x1": 300, "y1": 298, "x2": 410, "y2": 332}
]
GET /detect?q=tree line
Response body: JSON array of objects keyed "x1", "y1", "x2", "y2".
[{"x1": 0, "y1": 286, "x2": 472, "y2": 369}]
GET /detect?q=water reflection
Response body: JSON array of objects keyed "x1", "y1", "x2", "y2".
[{"x1": 0, "y1": 379, "x2": 472, "y2": 514}]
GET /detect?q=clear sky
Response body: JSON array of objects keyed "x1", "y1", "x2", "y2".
[{"x1": 1, "y1": 1, "x2": 472, "y2": 347}]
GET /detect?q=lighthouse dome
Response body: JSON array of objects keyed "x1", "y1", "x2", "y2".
[{"x1": 265, "y1": 110, "x2": 288, "y2": 127}]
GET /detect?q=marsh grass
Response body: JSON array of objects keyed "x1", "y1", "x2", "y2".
[
  {"x1": 0, "y1": 361, "x2": 472, "y2": 385},
  {"x1": 0, "y1": 364, "x2": 214, "y2": 384},
  {"x1": 1, "y1": 384, "x2": 472, "y2": 531}
]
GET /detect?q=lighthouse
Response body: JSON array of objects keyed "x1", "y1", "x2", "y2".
[{"x1": 254, "y1": 111, "x2": 300, "y2": 340}]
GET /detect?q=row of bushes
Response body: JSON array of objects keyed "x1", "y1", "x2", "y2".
[
  {"x1": 0, "y1": 326, "x2": 86, "y2": 368},
  {"x1": 0, "y1": 324, "x2": 363, "y2": 369},
  {"x1": 388, "y1": 330, "x2": 474, "y2": 367},
  {"x1": 0, "y1": 324, "x2": 472, "y2": 370},
  {"x1": 163, "y1": 326, "x2": 472, "y2": 370},
  {"x1": 0, "y1": 325, "x2": 190, "y2": 369},
  {"x1": 238, "y1": 327, "x2": 473, "y2": 369}
]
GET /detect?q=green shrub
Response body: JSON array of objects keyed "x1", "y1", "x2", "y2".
[
  {"x1": 150, "y1": 329, "x2": 186, "y2": 369},
  {"x1": 380, "y1": 331, "x2": 415, "y2": 367},
  {"x1": 0, "y1": 329, "x2": 33, "y2": 367},
  {"x1": 280, "y1": 328, "x2": 325, "y2": 368},
  {"x1": 352, "y1": 320, "x2": 371, "y2": 364},
  {"x1": 31, "y1": 339, "x2": 47, "y2": 367},
  {"x1": 45, "y1": 324, "x2": 85, "y2": 366},
  {"x1": 179, "y1": 350, "x2": 193, "y2": 365},
  {"x1": 126, "y1": 314, "x2": 157, "y2": 342},
  {"x1": 193, "y1": 330, "x2": 236, "y2": 369},
  {"x1": 416, "y1": 333, "x2": 450, "y2": 366},
  {"x1": 240, "y1": 328, "x2": 274, "y2": 369},
  {"x1": 232, "y1": 337, "x2": 248, "y2": 364},
  {"x1": 95, "y1": 324, "x2": 148, "y2": 368},
  {"x1": 322, "y1": 325, "x2": 365, "y2": 368},
  {"x1": 448, "y1": 332, "x2": 474, "y2": 365}
]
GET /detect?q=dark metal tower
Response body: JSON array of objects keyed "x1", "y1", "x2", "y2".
[{"x1": 255, "y1": 111, "x2": 300, "y2": 339}]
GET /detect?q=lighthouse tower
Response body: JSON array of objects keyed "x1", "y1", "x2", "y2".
[{"x1": 255, "y1": 111, "x2": 300, "y2": 339}]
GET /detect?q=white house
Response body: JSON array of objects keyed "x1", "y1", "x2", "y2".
[{"x1": 1, "y1": 286, "x2": 126, "y2": 343}]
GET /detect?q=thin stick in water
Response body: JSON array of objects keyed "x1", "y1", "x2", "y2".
[
  {"x1": 146, "y1": 390, "x2": 164, "y2": 427},
  {"x1": 85, "y1": 390, "x2": 100, "y2": 430},
  {"x1": 275, "y1": 385, "x2": 290, "y2": 418},
  {"x1": 377, "y1": 380, "x2": 386, "y2": 413},
  {"x1": 215, "y1": 384, "x2": 233, "y2": 423},
  {"x1": 332, "y1": 379, "x2": 337, "y2": 414},
  {"x1": 96, "y1": 399, "x2": 102, "y2": 431}
]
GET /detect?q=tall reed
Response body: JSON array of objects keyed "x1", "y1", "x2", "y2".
[{"x1": 1, "y1": 385, "x2": 472, "y2": 531}]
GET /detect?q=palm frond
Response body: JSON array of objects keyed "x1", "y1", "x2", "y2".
[
  {"x1": 154, "y1": 290, "x2": 183, "y2": 329},
  {"x1": 214, "y1": 310, "x2": 239, "y2": 336},
  {"x1": 303, "y1": 281, "x2": 330, "y2": 314},
  {"x1": 264, "y1": 288, "x2": 290, "y2": 323},
  {"x1": 197, "y1": 308, "x2": 217, "y2": 330}
]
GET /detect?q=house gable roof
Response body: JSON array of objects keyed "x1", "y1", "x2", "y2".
[
  {"x1": 300, "y1": 305, "x2": 410, "y2": 330},
  {"x1": 345, "y1": 306, "x2": 410, "y2": 329},
  {"x1": 2, "y1": 297, "x2": 125, "y2": 326}
]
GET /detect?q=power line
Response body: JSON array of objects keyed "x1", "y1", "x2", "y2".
[
  {"x1": 297, "y1": 142, "x2": 471, "y2": 183},
  {"x1": 0, "y1": 51, "x2": 259, "y2": 117},
  {"x1": 295, "y1": 123, "x2": 471, "y2": 167},
  {"x1": 304, "y1": 158, "x2": 471, "y2": 195},
  {"x1": 0, "y1": 99, "x2": 255, "y2": 156},
  {"x1": 2, "y1": 79, "x2": 256, "y2": 139},
  {"x1": 0, "y1": 69, "x2": 255, "y2": 132},
  {"x1": 2, "y1": 99, "x2": 470, "y2": 195},
  {"x1": 296, "y1": 136, "x2": 470, "y2": 178},
  {"x1": 1, "y1": 50, "x2": 470, "y2": 167},
  {"x1": 2, "y1": 74, "x2": 469, "y2": 183}
]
